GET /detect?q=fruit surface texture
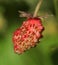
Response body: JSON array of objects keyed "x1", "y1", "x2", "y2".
[{"x1": 13, "y1": 18, "x2": 44, "y2": 54}]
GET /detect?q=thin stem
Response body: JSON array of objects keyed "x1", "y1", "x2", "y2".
[{"x1": 33, "y1": 0, "x2": 43, "y2": 17}]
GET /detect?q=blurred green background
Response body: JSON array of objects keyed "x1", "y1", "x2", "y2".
[{"x1": 0, "y1": 0, "x2": 58, "y2": 65}]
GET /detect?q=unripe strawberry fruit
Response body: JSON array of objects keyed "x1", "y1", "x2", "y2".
[{"x1": 12, "y1": 18, "x2": 44, "y2": 54}]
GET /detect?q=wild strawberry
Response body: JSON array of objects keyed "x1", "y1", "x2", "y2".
[
  {"x1": 12, "y1": 0, "x2": 44, "y2": 54},
  {"x1": 12, "y1": 17, "x2": 44, "y2": 54}
]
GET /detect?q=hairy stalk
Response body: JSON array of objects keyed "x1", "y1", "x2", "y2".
[{"x1": 33, "y1": 0, "x2": 43, "y2": 17}]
